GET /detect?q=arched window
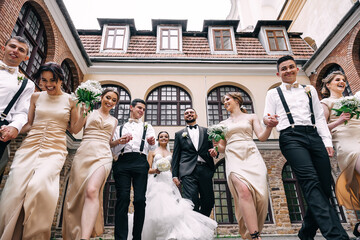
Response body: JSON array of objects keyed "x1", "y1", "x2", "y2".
[
  {"x1": 323, "y1": 65, "x2": 352, "y2": 96},
  {"x1": 145, "y1": 85, "x2": 192, "y2": 126},
  {"x1": 207, "y1": 86, "x2": 254, "y2": 125},
  {"x1": 61, "y1": 60, "x2": 73, "y2": 93},
  {"x1": 282, "y1": 163, "x2": 346, "y2": 223},
  {"x1": 11, "y1": 3, "x2": 46, "y2": 77},
  {"x1": 213, "y1": 160, "x2": 273, "y2": 224}
]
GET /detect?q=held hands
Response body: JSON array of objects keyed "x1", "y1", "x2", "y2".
[
  {"x1": 117, "y1": 133, "x2": 132, "y2": 145},
  {"x1": 173, "y1": 177, "x2": 181, "y2": 188},
  {"x1": 0, "y1": 125, "x2": 19, "y2": 142},
  {"x1": 208, "y1": 148, "x2": 218, "y2": 158},
  {"x1": 264, "y1": 114, "x2": 279, "y2": 128},
  {"x1": 147, "y1": 136, "x2": 156, "y2": 145}
]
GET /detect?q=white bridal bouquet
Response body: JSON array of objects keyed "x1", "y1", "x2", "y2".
[
  {"x1": 157, "y1": 158, "x2": 171, "y2": 172},
  {"x1": 72, "y1": 80, "x2": 102, "y2": 116},
  {"x1": 207, "y1": 124, "x2": 228, "y2": 151},
  {"x1": 332, "y1": 92, "x2": 360, "y2": 125}
]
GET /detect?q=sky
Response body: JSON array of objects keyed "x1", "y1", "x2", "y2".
[{"x1": 63, "y1": 0, "x2": 232, "y2": 31}]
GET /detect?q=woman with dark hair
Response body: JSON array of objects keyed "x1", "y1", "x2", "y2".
[
  {"x1": 320, "y1": 71, "x2": 360, "y2": 236},
  {"x1": 127, "y1": 131, "x2": 217, "y2": 240},
  {"x1": 0, "y1": 62, "x2": 85, "y2": 239},
  {"x1": 62, "y1": 88, "x2": 122, "y2": 240},
  {"x1": 213, "y1": 92, "x2": 275, "y2": 240}
]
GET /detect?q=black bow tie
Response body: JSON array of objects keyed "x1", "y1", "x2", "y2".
[{"x1": 188, "y1": 124, "x2": 198, "y2": 130}]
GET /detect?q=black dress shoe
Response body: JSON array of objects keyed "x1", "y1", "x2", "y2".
[
  {"x1": 354, "y1": 222, "x2": 360, "y2": 237},
  {"x1": 298, "y1": 228, "x2": 314, "y2": 240}
]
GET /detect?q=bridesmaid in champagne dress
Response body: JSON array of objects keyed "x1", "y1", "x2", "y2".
[
  {"x1": 62, "y1": 89, "x2": 124, "y2": 240},
  {"x1": 320, "y1": 71, "x2": 360, "y2": 236},
  {"x1": 0, "y1": 62, "x2": 85, "y2": 240},
  {"x1": 213, "y1": 92, "x2": 275, "y2": 240}
]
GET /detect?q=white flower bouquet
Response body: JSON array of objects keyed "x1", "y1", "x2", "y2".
[
  {"x1": 207, "y1": 124, "x2": 228, "y2": 151},
  {"x1": 332, "y1": 93, "x2": 360, "y2": 125},
  {"x1": 72, "y1": 80, "x2": 102, "y2": 116},
  {"x1": 157, "y1": 158, "x2": 171, "y2": 172}
]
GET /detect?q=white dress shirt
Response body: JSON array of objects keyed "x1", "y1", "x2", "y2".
[
  {"x1": 263, "y1": 82, "x2": 332, "y2": 147},
  {"x1": 0, "y1": 60, "x2": 35, "y2": 131},
  {"x1": 187, "y1": 125, "x2": 206, "y2": 163},
  {"x1": 112, "y1": 120, "x2": 156, "y2": 157}
]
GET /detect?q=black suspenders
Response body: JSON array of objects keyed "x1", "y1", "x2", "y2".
[
  {"x1": 276, "y1": 85, "x2": 315, "y2": 128},
  {"x1": 119, "y1": 123, "x2": 147, "y2": 155}
]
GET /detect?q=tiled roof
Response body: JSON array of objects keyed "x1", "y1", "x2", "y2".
[{"x1": 79, "y1": 34, "x2": 314, "y2": 60}]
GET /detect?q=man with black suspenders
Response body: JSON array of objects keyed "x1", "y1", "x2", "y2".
[
  {"x1": 0, "y1": 36, "x2": 34, "y2": 180},
  {"x1": 264, "y1": 56, "x2": 349, "y2": 240},
  {"x1": 111, "y1": 98, "x2": 156, "y2": 240}
]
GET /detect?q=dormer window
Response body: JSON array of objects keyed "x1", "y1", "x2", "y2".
[
  {"x1": 208, "y1": 26, "x2": 237, "y2": 55},
  {"x1": 258, "y1": 26, "x2": 292, "y2": 55},
  {"x1": 156, "y1": 25, "x2": 182, "y2": 53},
  {"x1": 213, "y1": 29, "x2": 232, "y2": 51},
  {"x1": 100, "y1": 24, "x2": 130, "y2": 53},
  {"x1": 266, "y1": 29, "x2": 288, "y2": 51}
]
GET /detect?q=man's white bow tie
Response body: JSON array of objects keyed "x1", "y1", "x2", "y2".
[
  {"x1": 0, "y1": 63, "x2": 16, "y2": 74},
  {"x1": 285, "y1": 83, "x2": 299, "y2": 90},
  {"x1": 129, "y1": 118, "x2": 139, "y2": 123}
]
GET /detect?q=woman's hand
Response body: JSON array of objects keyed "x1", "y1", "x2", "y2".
[{"x1": 337, "y1": 112, "x2": 351, "y2": 124}]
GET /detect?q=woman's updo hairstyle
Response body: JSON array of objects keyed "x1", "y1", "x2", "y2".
[
  {"x1": 222, "y1": 92, "x2": 247, "y2": 113},
  {"x1": 101, "y1": 88, "x2": 120, "y2": 103},
  {"x1": 320, "y1": 71, "x2": 347, "y2": 98}
]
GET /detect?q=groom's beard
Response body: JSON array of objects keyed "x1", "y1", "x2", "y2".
[{"x1": 185, "y1": 119, "x2": 196, "y2": 124}]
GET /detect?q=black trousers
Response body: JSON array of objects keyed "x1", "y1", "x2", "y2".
[
  {"x1": 280, "y1": 126, "x2": 349, "y2": 240},
  {"x1": 113, "y1": 153, "x2": 149, "y2": 240},
  {"x1": 181, "y1": 162, "x2": 215, "y2": 217}
]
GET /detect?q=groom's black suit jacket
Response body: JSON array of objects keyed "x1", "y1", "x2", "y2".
[{"x1": 172, "y1": 126, "x2": 215, "y2": 179}]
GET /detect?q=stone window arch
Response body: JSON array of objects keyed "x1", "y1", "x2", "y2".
[
  {"x1": 282, "y1": 162, "x2": 346, "y2": 223},
  {"x1": 12, "y1": 3, "x2": 46, "y2": 77},
  {"x1": 145, "y1": 85, "x2": 192, "y2": 126},
  {"x1": 207, "y1": 85, "x2": 254, "y2": 125}
]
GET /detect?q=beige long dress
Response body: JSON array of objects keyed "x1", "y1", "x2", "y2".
[
  {"x1": 221, "y1": 118, "x2": 268, "y2": 240},
  {"x1": 0, "y1": 91, "x2": 71, "y2": 240},
  {"x1": 62, "y1": 110, "x2": 116, "y2": 240},
  {"x1": 321, "y1": 97, "x2": 360, "y2": 210}
]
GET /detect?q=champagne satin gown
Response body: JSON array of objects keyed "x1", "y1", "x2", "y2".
[
  {"x1": 221, "y1": 118, "x2": 268, "y2": 239},
  {"x1": 62, "y1": 110, "x2": 116, "y2": 239},
  {"x1": 0, "y1": 91, "x2": 71, "y2": 240},
  {"x1": 321, "y1": 97, "x2": 360, "y2": 210}
]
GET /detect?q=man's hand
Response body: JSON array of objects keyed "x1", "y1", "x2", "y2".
[
  {"x1": 147, "y1": 136, "x2": 155, "y2": 145},
  {"x1": 117, "y1": 133, "x2": 132, "y2": 145},
  {"x1": 209, "y1": 148, "x2": 218, "y2": 158},
  {"x1": 0, "y1": 125, "x2": 19, "y2": 142},
  {"x1": 173, "y1": 177, "x2": 181, "y2": 188},
  {"x1": 264, "y1": 114, "x2": 279, "y2": 128},
  {"x1": 326, "y1": 147, "x2": 334, "y2": 157}
]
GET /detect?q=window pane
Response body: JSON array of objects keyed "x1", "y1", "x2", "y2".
[
  {"x1": 170, "y1": 36, "x2": 178, "y2": 49},
  {"x1": 277, "y1": 38, "x2": 287, "y2": 51},
  {"x1": 108, "y1": 29, "x2": 115, "y2": 35},
  {"x1": 214, "y1": 31, "x2": 221, "y2": 37},
  {"x1": 115, "y1": 36, "x2": 124, "y2": 49},
  {"x1": 268, "y1": 38, "x2": 276, "y2": 50},
  {"x1": 107, "y1": 36, "x2": 114, "y2": 48},
  {"x1": 267, "y1": 31, "x2": 274, "y2": 37},
  {"x1": 162, "y1": 36, "x2": 169, "y2": 49},
  {"x1": 162, "y1": 30, "x2": 169, "y2": 36},
  {"x1": 275, "y1": 30, "x2": 284, "y2": 37},
  {"x1": 117, "y1": 29, "x2": 125, "y2": 35},
  {"x1": 223, "y1": 37, "x2": 232, "y2": 50},
  {"x1": 170, "y1": 29, "x2": 178, "y2": 36},
  {"x1": 223, "y1": 30, "x2": 230, "y2": 36},
  {"x1": 215, "y1": 38, "x2": 222, "y2": 50}
]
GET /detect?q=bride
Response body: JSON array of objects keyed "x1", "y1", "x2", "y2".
[{"x1": 128, "y1": 131, "x2": 217, "y2": 240}]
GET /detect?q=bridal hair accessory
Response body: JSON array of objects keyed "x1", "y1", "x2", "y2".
[{"x1": 240, "y1": 105, "x2": 246, "y2": 111}]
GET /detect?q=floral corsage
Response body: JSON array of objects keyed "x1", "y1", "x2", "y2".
[
  {"x1": 304, "y1": 85, "x2": 312, "y2": 98},
  {"x1": 17, "y1": 73, "x2": 25, "y2": 85},
  {"x1": 182, "y1": 132, "x2": 188, "y2": 138}
]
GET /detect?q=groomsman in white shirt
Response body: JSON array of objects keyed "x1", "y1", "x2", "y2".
[
  {"x1": 263, "y1": 55, "x2": 349, "y2": 240},
  {"x1": 0, "y1": 36, "x2": 35, "y2": 178},
  {"x1": 111, "y1": 98, "x2": 156, "y2": 240}
]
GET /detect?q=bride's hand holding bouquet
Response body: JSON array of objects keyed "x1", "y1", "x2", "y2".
[{"x1": 72, "y1": 80, "x2": 102, "y2": 117}]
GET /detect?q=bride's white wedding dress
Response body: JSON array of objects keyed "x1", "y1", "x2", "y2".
[{"x1": 128, "y1": 154, "x2": 217, "y2": 240}]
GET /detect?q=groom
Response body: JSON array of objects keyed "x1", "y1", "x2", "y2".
[{"x1": 172, "y1": 107, "x2": 217, "y2": 217}]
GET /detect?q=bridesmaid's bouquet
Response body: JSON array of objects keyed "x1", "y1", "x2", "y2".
[
  {"x1": 72, "y1": 80, "x2": 102, "y2": 117},
  {"x1": 207, "y1": 124, "x2": 228, "y2": 151},
  {"x1": 332, "y1": 92, "x2": 360, "y2": 125}
]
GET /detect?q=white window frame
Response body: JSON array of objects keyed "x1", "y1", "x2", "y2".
[
  {"x1": 259, "y1": 26, "x2": 292, "y2": 55},
  {"x1": 100, "y1": 24, "x2": 130, "y2": 53},
  {"x1": 156, "y1": 25, "x2": 182, "y2": 54},
  {"x1": 208, "y1": 26, "x2": 237, "y2": 55}
]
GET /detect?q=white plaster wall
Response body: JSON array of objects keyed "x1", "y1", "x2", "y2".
[{"x1": 290, "y1": 0, "x2": 354, "y2": 47}]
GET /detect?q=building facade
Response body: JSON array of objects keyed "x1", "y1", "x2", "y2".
[{"x1": 0, "y1": 0, "x2": 359, "y2": 238}]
